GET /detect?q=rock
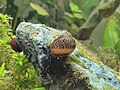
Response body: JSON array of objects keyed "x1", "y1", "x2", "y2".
[{"x1": 16, "y1": 22, "x2": 120, "y2": 90}]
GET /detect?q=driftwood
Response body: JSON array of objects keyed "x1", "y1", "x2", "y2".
[{"x1": 16, "y1": 22, "x2": 120, "y2": 90}]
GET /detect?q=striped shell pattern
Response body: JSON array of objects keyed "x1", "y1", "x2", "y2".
[{"x1": 50, "y1": 32, "x2": 76, "y2": 56}]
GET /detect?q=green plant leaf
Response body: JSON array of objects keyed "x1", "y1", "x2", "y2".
[
  {"x1": 69, "y1": 2, "x2": 80, "y2": 12},
  {"x1": 0, "y1": 39, "x2": 7, "y2": 44},
  {"x1": 102, "y1": 16, "x2": 120, "y2": 48},
  {"x1": 73, "y1": 0, "x2": 100, "y2": 18},
  {"x1": 30, "y1": 3, "x2": 49, "y2": 16},
  {"x1": 0, "y1": 63, "x2": 7, "y2": 77},
  {"x1": 73, "y1": 13, "x2": 83, "y2": 19},
  {"x1": 64, "y1": 12, "x2": 73, "y2": 18},
  {"x1": 0, "y1": 63, "x2": 5, "y2": 72},
  {"x1": 33, "y1": 87, "x2": 46, "y2": 90}
]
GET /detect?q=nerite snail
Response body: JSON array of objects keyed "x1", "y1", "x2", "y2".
[{"x1": 50, "y1": 32, "x2": 76, "y2": 56}]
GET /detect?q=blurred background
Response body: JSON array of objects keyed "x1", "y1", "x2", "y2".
[{"x1": 0, "y1": 0, "x2": 120, "y2": 89}]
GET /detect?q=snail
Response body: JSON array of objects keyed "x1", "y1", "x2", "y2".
[
  {"x1": 50, "y1": 32, "x2": 76, "y2": 56},
  {"x1": 9, "y1": 38, "x2": 22, "y2": 53}
]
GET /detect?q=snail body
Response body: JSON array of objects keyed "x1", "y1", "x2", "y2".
[
  {"x1": 9, "y1": 38, "x2": 22, "y2": 52},
  {"x1": 50, "y1": 32, "x2": 76, "y2": 56}
]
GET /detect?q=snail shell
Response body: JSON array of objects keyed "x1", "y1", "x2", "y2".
[{"x1": 50, "y1": 32, "x2": 76, "y2": 56}]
